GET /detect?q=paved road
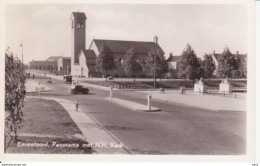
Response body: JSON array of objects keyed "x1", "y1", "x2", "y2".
[{"x1": 27, "y1": 77, "x2": 246, "y2": 155}]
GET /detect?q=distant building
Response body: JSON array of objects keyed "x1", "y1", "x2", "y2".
[
  {"x1": 211, "y1": 51, "x2": 247, "y2": 77},
  {"x1": 88, "y1": 39, "x2": 164, "y2": 77},
  {"x1": 58, "y1": 57, "x2": 71, "y2": 75},
  {"x1": 167, "y1": 55, "x2": 181, "y2": 78},
  {"x1": 29, "y1": 56, "x2": 71, "y2": 75},
  {"x1": 70, "y1": 11, "x2": 165, "y2": 78}
]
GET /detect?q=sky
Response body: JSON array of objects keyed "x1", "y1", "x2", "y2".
[{"x1": 5, "y1": 4, "x2": 247, "y2": 64}]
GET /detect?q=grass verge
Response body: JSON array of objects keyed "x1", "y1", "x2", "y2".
[{"x1": 5, "y1": 98, "x2": 93, "y2": 154}]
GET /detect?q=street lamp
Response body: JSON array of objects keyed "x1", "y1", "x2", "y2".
[
  {"x1": 20, "y1": 42, "x2": 23, "y2": 64},
  {"x1": 153, "y1": 36, "x2": 158, "y2": 89}
]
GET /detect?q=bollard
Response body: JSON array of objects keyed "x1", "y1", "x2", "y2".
[
  {"x1": 38, "y1": 82, "x2": 42, "y2": 100},
  {"x1": 39, "y1": 90, "x2": 41, "y2": 100},
  {"x1": 110, "y1": 87, "x2": 113, "y2": 98},
  {"x1": 147, "y1": 95, "x2": 152, "y2": 110}
]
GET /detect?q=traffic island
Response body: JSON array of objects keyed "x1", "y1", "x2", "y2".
[{"x1": 107, "y1": 97, "x2": 161, "y2": 112}]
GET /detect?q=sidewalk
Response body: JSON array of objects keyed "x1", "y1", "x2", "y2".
[
  {"x1": 141, "y1": 90, "x2": 246, "y2": 112},
  {"x1": 38, "y1": 96, "x2": 129, "y2": 154}
]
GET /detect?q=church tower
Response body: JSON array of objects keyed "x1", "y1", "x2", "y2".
[{"x1": 70, "y1": 12, "x2": 86, "y2": 75}]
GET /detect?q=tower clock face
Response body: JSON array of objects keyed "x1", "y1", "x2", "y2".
[{"x1": 76, "y1": 21, "x2": 84, "y2": 28}]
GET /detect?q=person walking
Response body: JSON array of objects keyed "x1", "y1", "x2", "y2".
[{"x1": 75, "y1": 99, "x2": 79, "y2": 111}]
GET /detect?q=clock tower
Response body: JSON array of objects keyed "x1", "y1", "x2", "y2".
[{"x1": 70, "y1": 12, "x2": 86, "y2": 75}]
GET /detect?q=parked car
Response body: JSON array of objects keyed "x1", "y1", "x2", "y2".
[
  {"x1": 71, "y1": 85, "x2": 89, "y2": 94},
  {"x1": 65, "y1": 75, "x2": 72, "y2": 84}
]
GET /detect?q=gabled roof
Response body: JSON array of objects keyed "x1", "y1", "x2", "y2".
[
  {"x1": 167, "y1": 55, "x2": 181, "y2": 62},
  {"x1": 92, "y1": 39, "x2": 164, "y2": 55},
  {"x1": 80, "y1": 50, "x2": 98, "y2": 75},
  {"x1": 45, "y1": 56, "x2": 63, "y2": 61},
  {"x1": 71, "y1": 12, "x2": 87, "y2": 20}
]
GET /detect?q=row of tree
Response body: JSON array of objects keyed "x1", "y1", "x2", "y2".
[
  {"x1": 178, "y1": 44, "x2": 242, "y2": 81},
  {"x1": 96, "y1": 44, "x2": 244, "y2": 82},
  {"x1": 5, "y1": 51, "x2": 26, "y2": 151}
]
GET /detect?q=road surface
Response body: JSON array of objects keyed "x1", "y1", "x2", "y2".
[{"x1": 27, "y1": 76, "x2": 246, "y2": 155}]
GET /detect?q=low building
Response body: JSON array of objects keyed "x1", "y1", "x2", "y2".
[
  {"x1": 212, "y1": 51, "x2": 247, "y2": 77},
  {"x1": 78, "y1": 50, "x2": 98, "y2": 77},
  {"x1": 58, "y1": 57, "x2": 71, "y2": 75},
  {"x1": 167, "y1": 55, "x2": 181, "y2": 78},
  {"x1": 29, "y1": 56, "x2": 65, "y2": 74}
]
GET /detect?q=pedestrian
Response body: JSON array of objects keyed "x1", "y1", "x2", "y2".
[
  {"x1": 75, "y1": 99, "x2": 79, "y2": 111},
  {"x1": 33, "y1": 74, "x2": 35, "y2": 79}
]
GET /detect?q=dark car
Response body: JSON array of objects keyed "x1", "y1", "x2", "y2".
[
  {"x1": 71, "y1": 85, "x2": 89, "y2": 94},
  {"x1": 65, "y1": 75, "x2": 72, "y2": 84}
]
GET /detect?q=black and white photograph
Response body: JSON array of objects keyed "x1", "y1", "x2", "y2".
[{"x1": 1, "y1": 0, "x2": 257, "y2": 163}]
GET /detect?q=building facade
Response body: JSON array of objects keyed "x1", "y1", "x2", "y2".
[
  {"x1": 71, "y1": 11, "x2": 165, "y2": 78},
  {"x1": 212, "y1": 51, "x2": 247, "y2": 77},
  {"x1": 58, "y1": 57, "x2": 71, "y2": 75},
  {"x1": 29, "y1": 56, "x2": 71, "y2": 75},
  {"x1": 167, "y1": 55, "x2": 182, "y2": 79}
]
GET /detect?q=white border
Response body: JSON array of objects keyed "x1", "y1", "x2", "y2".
[{"x1": 0, "y1": 0, "x2": 256, "y2": 163}]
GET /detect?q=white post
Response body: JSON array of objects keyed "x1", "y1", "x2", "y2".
[
  {"x1": 147, "y1": 95, "x2": 151, "y2": 110},
  {"x1": 38, "y1": 82, "x2": 41, "y2": 100},
  {"x1": 110, "y1": 87, "x2": 113, "y2": 98}
]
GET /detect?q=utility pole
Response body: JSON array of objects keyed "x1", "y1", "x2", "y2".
[{"x1": 153, "y1": 36, "x2": 158, "y2": 89}]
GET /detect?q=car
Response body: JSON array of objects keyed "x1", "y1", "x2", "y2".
[
  {"x1": 65, "y1": 75, "x2": 72, "y2": 84},
  {"x1": 71, "y1": 85, "x2": 89, "y2": 94}
]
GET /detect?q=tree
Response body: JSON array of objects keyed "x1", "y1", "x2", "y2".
[
  {"x1": 202, "y1": 54, "x2": 216, "y2": 79},
  {"x1": 217, "y1": 47, "x2": 239, "y2": 78},
  {"x1": 123, "y1": 48, "x2": 143, "y2": 82},
  {"x1": 96, "y1": 45, "x2": 117, "y2": 81},
  {"x1": 144, "y1": 46, "x2": 168, "y2": 87},
  {"x1": 5, "y1": 51, "x2": 26, "y2": 151},
  {"x1": 178, "y1": 44, "x2": 201, "y2": 81}
]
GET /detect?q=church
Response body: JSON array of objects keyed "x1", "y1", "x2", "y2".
[{"x1": 70, "y1": 11, "x2": 165, "y2": 78}]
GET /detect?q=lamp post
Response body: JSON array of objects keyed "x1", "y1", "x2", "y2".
[
  {"x1": 153, "y1": 36, "x2": 158, "y2": 89},
  {"x1": 20, "y1": 42, "x2": 23, "y2": 65}
]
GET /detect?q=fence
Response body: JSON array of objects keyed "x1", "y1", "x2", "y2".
[{"x1": 84, "y1": 81, "x2": 133, "y2": 90}]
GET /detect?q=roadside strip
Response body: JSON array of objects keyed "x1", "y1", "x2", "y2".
[{"x1": 27, "y1": 96, "x2": 129, "y2": 154}]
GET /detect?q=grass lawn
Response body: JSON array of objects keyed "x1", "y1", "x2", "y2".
[{"x1": 6, "y1": 98, "x2": 93, "y2": 154}]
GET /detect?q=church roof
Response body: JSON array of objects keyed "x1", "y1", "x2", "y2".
[
  {"x1": 92, "y1": 39, "x2": 164, "y2": 55},
  {"x1": 45, "y1": 56, "x2": 62, "y2": 61},
  {"x1": 81, "y1": 50, "x2": 98, "y2": 75},
  {"x1": 71, "y1": 12, "x2": 87, "y2": 20}
]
